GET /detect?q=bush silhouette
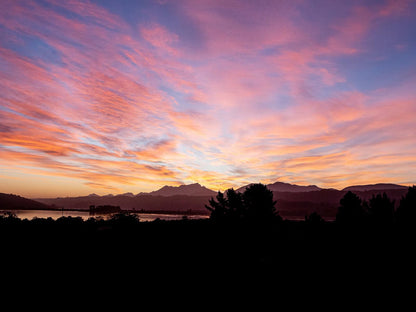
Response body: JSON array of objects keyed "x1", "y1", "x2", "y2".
[
  {"x1": 109, "y1": 213, "x2": 140, "y2": 227},
  {"x1": 305, "y1": 211, "x2": 324, "y2": 224}
]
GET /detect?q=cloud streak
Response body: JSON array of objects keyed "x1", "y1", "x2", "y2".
[{"x1": 0, "y1": 0, "x2": 415, "y2": 196}]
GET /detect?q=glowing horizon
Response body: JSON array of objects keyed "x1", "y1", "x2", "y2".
[{"x1": 1, "y1": 0, "x2": 416, "y2": 198}]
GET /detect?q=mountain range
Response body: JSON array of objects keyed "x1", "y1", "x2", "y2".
[
  {"x1": 1, "y1": 181, "x2": 411, "y2": 220},
  {"x1": 83, "y1": 181, "x2": 407, "y2": 197}
]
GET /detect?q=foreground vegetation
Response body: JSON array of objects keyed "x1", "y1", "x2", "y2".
[{"x1": 1, "y1": 185, "x2": 415, "y2": 282}]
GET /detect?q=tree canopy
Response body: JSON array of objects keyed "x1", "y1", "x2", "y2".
[
  {"x1": 368, "y1": 192, "x2": 395, "y2": 224},
  {"x1": 205, "y1": 183, "x2": 280, "y2": 223},
  {"x1": 396, "y1": 186, "x2": 416, "y2": 224},
  {"x1": 336, "y1": 191, "x2": 365, "y2": 224}
]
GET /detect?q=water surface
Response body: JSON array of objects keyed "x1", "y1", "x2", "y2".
[{"x1": 1, "y1": 209, "x2": 209, "y2": 222}]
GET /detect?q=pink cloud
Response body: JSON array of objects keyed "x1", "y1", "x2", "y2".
[
  {"x1": 180, "y1": 0, "x2": 301, "y2": 56},
  {"x1": 140, "y1": 23, "x2": 179, "y2": 55},
  {"x1": 1, "y1": 0, "x2": 415, "y2": 195},
  {"x1": 0, "y1": 0, "x2": 195, "y2": 190}
]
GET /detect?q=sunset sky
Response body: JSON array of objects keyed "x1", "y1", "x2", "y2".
[{"x1": 1, "y1": 0, "x2": 416, "y2": 197}]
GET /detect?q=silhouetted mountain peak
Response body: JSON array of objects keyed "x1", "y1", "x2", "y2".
[
  {"x1": 342, "y1": 183, "x2": 408, "y2": 192},
  {"x1": 87, "y1": 193, "x2": 100, "y2": 197},
  {"x1": 184, "y1": 183, "x2": 201, "y2": 187},
  {"x1": 149, "y1": 183, "x2": 216, "y2": 197},
  {"x1": 119, "y1": 192, "x2": 135, "y2": 197}
]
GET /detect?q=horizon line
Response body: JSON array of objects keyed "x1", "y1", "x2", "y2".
[{"x1": 5, "y1": 180, "x2": 413, "y2": 199}]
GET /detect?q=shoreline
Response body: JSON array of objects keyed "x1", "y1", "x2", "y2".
[
  {"x1": 0, "y1": 208, "x2": 334, "y2": 221},
  {"x1": 0, "y1": 208, "x2": 210, "y2": 221},
  {"x1": 1, "y1": 207, "x2": 210, "y2": 215}
]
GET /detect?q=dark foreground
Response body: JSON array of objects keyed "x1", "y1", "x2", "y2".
[
  {"x1": 2, "y1": 214, "x2": 414, "y2": 267},
  {"x1": 1, "y1": 213, "x2": 415, "y2": 302}
]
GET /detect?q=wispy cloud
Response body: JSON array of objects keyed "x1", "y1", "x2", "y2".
[{"x1": 0, "y1": 0, "x2": 415, "y2": 196}]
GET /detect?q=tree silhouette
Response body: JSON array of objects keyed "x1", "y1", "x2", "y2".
[
  {"x1": 336, "y1": 191, "x2": 366, "y2": 224},
  {"x1": 224, "y1": 188, "x2": 245, "y2": 221},
  {"x1": 395, "y1": 186, "x2": 416, "y2": 224},
  {"x1": 205, "y1": 190, "x2": 229, "y2": 222},
  {"x1": 205, "y1": 188, "x2": 247, "y2": 222},
  {"x1": 305, "y1": 211, "x2": 324, "y2": 224},
  {"x1": 243, "y1": 183, "x2": 278, "y2": 222},
  {"x1": 206, "y1": 183, "x2": 280, "y2": 223},
  {"x1": 368, "y1": 192, "x2": 395, "y2": 225}
]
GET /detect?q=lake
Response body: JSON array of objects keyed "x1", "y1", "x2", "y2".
[
  {"x1": 0, "y1": 209, "x2": 209, "y2": 222},
  {"x1": 1, "y1": 210, "x2": 334, "y2": 222}
]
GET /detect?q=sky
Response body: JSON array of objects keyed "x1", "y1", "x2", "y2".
[{"x1": 1, "y1": 0, "x2": 416, "y2": 197}]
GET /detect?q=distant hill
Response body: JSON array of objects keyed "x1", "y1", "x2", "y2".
[
  {"x1": 268, "y1": 181, "x2": 321, "y2": 192},
  {"x1": 343, "y1": 183, "x2": 408, "y2": 192},
  {"x1": 148, "y1": 183, "x2": 217, "y2": 197},
  {"x1": 0, "y1": 193, "x2": 51, "y2": 210},
  {"x1": 237, "y1": 181, "x2": 321, "y2": 193}
]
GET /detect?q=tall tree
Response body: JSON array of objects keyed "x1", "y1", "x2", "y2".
[
  {"x1": 205, "y1": 191, "x2": 228, "y2": 222},
  {"x1": 396, "y1": 186, "x2": 416, "y2": 224},
  {"x1": 368, "y1": 192, "x2": 395, "y2": 224},
  {"x1": 336, "y1": 191, "x2": 366, "y2": 224},
  {"x1": 243, "y1": 183, "x2": 278, "y2": 222}
]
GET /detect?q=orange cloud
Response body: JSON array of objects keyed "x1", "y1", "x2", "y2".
[{"x1": 1, "y1": 0, "x2": 415, "y2": 195}]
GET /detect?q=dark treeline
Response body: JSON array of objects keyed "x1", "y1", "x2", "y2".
[
  {"x1": 207, "y1": 183, "x2": 416, "y2": 226},
  {"x1": 335, "y1": 188, "x2": 416, "y2": 225},
  {"x1": 1, "y1": 184, "x2": 416, "y2": 288}
]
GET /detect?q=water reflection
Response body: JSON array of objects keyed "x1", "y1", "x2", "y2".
[{"x1": 1, "y1": 210, "x2": 209, "y2": 222}]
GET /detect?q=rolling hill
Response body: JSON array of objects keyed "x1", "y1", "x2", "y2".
[{"x1": 0, "y1": 193, "x2": 51, "y2": 210}]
